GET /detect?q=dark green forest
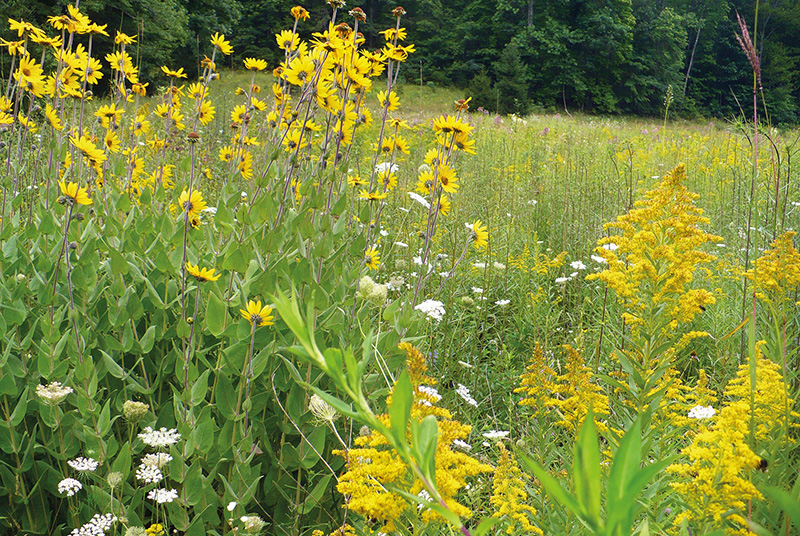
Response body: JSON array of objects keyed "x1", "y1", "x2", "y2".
[{"x1": 3, "y1": 0, "x2": 800, "y2": 121}]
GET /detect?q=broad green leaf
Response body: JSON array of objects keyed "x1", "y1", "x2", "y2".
[
  {"x1": 100, "y1": 350, "x2": 125, "y2": 379},
  {"x1": 760, "y1": 487, "x2": 800, "y2": 532},
  {"x1": 109, "y1": 247, "x2": 128, "y2": 275},
  {"x1": 205, "y1": 291, "x2": 227, "y2": 337},
  {"x1": 519, "y1": 453, "x2": 581, "y2": 520},
  {"x1": 139, "y1": 325, "x2": 156, "y2": 353},
  {"x1": 389, "y1": 370, "x2": 413, "y2": 441},
  {"x1": 573, "y1": 412, "x2": 602, "y2": 529}
]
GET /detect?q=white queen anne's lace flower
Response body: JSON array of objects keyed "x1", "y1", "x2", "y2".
[
  {"x1": 58, "y1": 477, "x2": 82, "y2": 496},
  {"x1": 452, "y1": 439, "x2": 472, "y2": 450},
  {"x1": 482, "y1": 430, "x2": 510, "y2": 439},
  {"x1": 417, "y1": 385, "x2": 442, "y2": 402},
  {"x1": 136, "y1": 465, "x2": 163, "y2": 484},
  {"x1": 138, "y1": 427, "x2": 181, "y2": 448},
  {"x1": 68, "y1": 513, "x2": 117, "y2": 536},
  {"x1": 68, "y1": 457, "x2": 99, "y2": 472},
  {"x1": 140, "y1": 452, "x2": 173, "y2": 468},
  {"x1": 414, "y1": 299, "x2": 445, "y2": 323},
  {"x1": 456, "y1": 384, "x2": 478, "y2": 407},
  {"x1": 147, "y1": 488, "x2": 179, "y2": 503},
  {"x1": 36, "y1": 382, "x2": 73, "y2": 405},
  {"x1": 375, "y1": 162, "x2": 399, "y2": 174},
  {"x1": 688, "y1": 405, "x2": 716, "y2": 420}
]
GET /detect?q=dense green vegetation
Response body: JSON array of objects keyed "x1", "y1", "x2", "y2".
[
  {"x1": 3, "y1": 2, "x2": 800, "y2": 536},
  {"x1": 4, "y1": 0, "x2": 800, "y2": 120}
]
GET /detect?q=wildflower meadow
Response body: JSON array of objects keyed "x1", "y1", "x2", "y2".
[{"x1": 2, "y1": 3, "x2": 800, "y2": 536}]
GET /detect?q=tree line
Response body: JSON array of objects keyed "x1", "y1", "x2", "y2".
[{"x1": 4, "y1": 0, "x2": 799, "y2": 122}]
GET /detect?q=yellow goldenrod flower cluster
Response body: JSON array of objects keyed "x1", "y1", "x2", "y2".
[
  {"x1": 509, "y1": 244, "x2": 567, "y2": 275},
  {"x1": 668, "y1": 344, "x2": 798, "y2": 534},
  {"x1": 659, "y1": 368, "x2": 717, "y2": 428},
  {"x1": 588, "y1": 163, "x2": 722, "y2": 331},
  {"x1": 334, "y1": 343, "x2": 491, "y2": 532},
  {"x1": 491, "y1": 442, "x2": 543, "y2": 535},
  {"x1": 744, "y1": 230, "x2": 800, "y2": 304},
  {"x1": 516, "y1": 344, "x2": 609, "y2": 434}
]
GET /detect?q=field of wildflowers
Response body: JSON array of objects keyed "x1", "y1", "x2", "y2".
[{"x1": 2, "y1": 2, "x2": 800, "y2": 536}]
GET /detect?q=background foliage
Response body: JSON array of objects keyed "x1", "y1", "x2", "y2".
[{"x1": 4, "y1": 0, "x2": 800, "y2": 120}]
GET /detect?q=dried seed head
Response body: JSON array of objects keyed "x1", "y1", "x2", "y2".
[{"x1": 349, "y1": 7, "x2": 366, "y2": 21}]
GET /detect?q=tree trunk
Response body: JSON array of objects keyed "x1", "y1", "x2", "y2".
[
  {"x1": 683, "y1": 24, "x2": 701, "y2": 96},
  {"x1": 528, "y1": 0, "x2": 534, "y2": 27}
]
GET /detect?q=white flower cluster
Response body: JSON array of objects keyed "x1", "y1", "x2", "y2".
[
  {"x1": 147, "y1": 488, "x2": 179, "y2": 503},
  {"x1": 58, "y1": 477, "x2": 82, "y2": 496},
  {"x1": 456, "y1": 384, "x2": 478, "y2": 407},
  {"x1": 36, "y1": 381, "x2": 73, "y2": 405},
  {"x1": 375, "y1": 162, "x2": 399, "y2": 174},
  {"x1": 135, "y1": 465, "x2": 163, "y2": 484},
  {"x1": 687, "y1": 405, "x2": 716, "y2": 420},
  {"x1": 68, "y1": 514, "x2": 117, "y2": 536},
  {"x1": 482, "y1": 430, "x2": 510, "y2": 440},
  {"x1": 452, "y1": 439, "x2": 472, "y2": 451},
  {"x1": 418, "y1": 385, "x2": 442, "y2": 402},
  {"x1": 414, "y1": 299, "x2": 445, "y2": 323},
  {"x1": 141, "y1": 452, "x2": 173, "y2": 468},
  {"x1": 68, "y1": 457, "x2": 99, "y2": 472},
  {"x1": 416, "y1": 489, "x2": 432, "y2": 510},
  {"x1": 138, "y1": 427, "x2": 181, "y2": 449}
]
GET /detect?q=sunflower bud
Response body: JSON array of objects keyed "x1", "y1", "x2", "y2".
[
  {"x1": 356, "y1": 275, "x2": 388, "y2": 307},
  {"x1": 107, "y1": 471, "x2": 124, "y2": 489},
  {"x1": 122, "y1": 400, "x2": 149, "y2": 422}
]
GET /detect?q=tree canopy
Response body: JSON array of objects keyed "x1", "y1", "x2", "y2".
[{"x1": 4, "y1": 0, "x2": 800, "y2": 121}]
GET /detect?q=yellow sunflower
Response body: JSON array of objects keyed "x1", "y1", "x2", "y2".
[
  {"x1": 177, "y1": 189, "x2": 207, "y2": 220},
  {"x1": 437, "y1": 163, "x2": 459, "y2": 194},
  {"x1": 58, "y1": 180, "x2": 92, "y2": 205},
  {"x1": 185, "y1": 262, "x2": 221, "y2": 282},
  {"x1": 364, "y1": 247, "x2": 381, "y2": 270},
  {"x1": 244, "y1": 58, "x2": 267, "y2": 71},
  {"x1": 210, "y1": 32, "x2": 233, "y2": 55},
  {"x1": 240, "y1": 300, "x2": 275, "y2": 327},
  {"x1": 70, "y1": 134, "x2": 106, "y2": 166},
  {"x1": 161, "y1": 66, "x2": 187, "y2": 79},
  {"x1": 291, "y1": 6, "x2": 310, "y2": 20},
  {"x1": 284, "y1": 55, "x2": 316, "y2": 86},
  {"x1": 469, "y1": 220, "x2": 488, "y2": 249}
]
